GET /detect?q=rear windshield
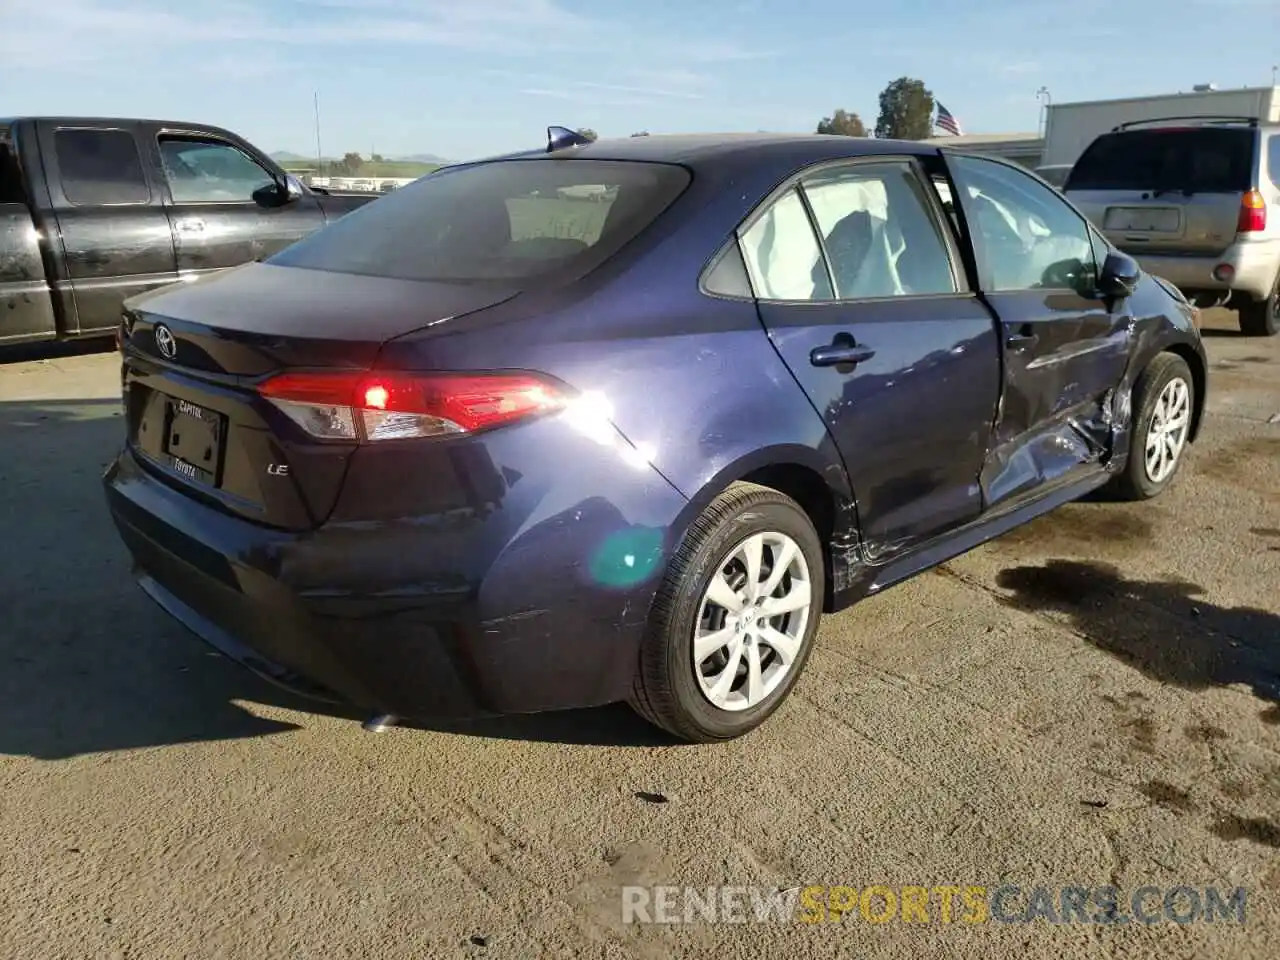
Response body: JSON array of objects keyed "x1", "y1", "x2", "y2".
[
  {"x1": 1066, "y1": 128, "x2": 1255, "y2": 193},
  {"x1": 270, "y1": 158, "x2": 691, "y2": 283}
]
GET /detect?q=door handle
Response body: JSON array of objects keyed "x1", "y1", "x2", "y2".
[
  {"x1": 175, "y1": 218, "x2": 206, "y2": 233},
  {"x1": 810, "y1": 337, "x2": 876, "y2": 368},
  {"x1": 1005, "y1": 324, "x2": 1037, "y2": 348}
]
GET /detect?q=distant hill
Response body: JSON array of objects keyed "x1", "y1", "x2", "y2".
[
  {"x1": 270, "y1": 150, "x2": 451, "y2": 165},
  {"x1": 397, "y1": 153, "x2": 450, "y2": 164}
]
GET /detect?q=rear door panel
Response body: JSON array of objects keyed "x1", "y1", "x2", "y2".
[
  {"x1": 760, "y1": 300, "x2": 999, "y2": 558},
  {"x1": 35, "y1": 121, "x2": 179, "y2": 335},
  {"x1": 743, "y1": 157, "x2": 1001, "y2": 561}
]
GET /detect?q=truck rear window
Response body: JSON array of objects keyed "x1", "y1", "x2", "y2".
[
  {"x1": 1066, "y1": 128, "x2": 1255, "y2": 194},
  {"x1": 54, "y1": 128, "x2": 150, "y2": 206},
  {"x1": 269, "y1": 158, "x2": 691, "y2": 284}
]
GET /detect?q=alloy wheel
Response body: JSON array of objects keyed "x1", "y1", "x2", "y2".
[
  {"x1": 691, "y1": 532, "x2": 813, "y2": 712},
  {"x1": 1144, "y1": 376, "x2": 1191, "y2": 484}
]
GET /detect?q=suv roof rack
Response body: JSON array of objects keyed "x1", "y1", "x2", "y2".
[{"x1": 1110, "y1": 115, "x2": 1260, "y2": 132}]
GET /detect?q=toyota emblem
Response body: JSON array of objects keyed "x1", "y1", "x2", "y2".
[{"x1": 154, "y1": 323, "x2": 177, "y2": 360}]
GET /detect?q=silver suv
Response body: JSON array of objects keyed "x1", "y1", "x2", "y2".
[{"x1": 1065, "y1": 117, "x2": 1280, "y2": 336}]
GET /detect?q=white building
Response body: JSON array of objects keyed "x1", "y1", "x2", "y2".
[{"x1": 1041, "y1": 85, "x2": 1280, "y2": 167}]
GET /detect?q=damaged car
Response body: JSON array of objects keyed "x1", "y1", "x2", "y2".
[{"x1": 103, "y1": 129, "x2": 1207, "y2": 743}]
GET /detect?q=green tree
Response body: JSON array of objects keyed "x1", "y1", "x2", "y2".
[
  {"x1": 816, "y1": 109, "x2": 867, "y2": 137},
  {"x1": 874, "y1": 77, "x2": 934, "y2": 140},
  {"x1": 630, "y1": 130, "x2": 650, "y2": 137},
  {"x1": 576, "y1": 128, "x2": 599, "y2": 142},
  {"x1": 329, "y1": 151, "x2": 365, "y2": 176}
]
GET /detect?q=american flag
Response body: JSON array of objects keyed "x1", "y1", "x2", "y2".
[{"x1": 934, "y1": 102, "x2": 963, "y2": 136}]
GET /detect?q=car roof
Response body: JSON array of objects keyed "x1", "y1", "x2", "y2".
[
  {"x1": 1100, "y1": 120, "x2": 1270, "y2": 135},
  {"x1": 462, "y1": 132, "x2": 945, "y2": 172},
  {"x1": 1, "y1": 115, "x2": 228, "y2": 127},
  {"x1": 0, "y1": 116, "x2": 254, "y2": 145}
]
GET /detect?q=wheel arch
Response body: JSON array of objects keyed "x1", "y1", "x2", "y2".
[
  {"x1": 1162, "y1": 341, "x2": 1206, "y2": 444},
  {"x1": 669, "y1": 445, "x2": 859, "y2": 612}
]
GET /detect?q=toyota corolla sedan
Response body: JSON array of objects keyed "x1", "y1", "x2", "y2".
[{"x1": 104, "y1": 130, "x2": 1207, "y2": 743}]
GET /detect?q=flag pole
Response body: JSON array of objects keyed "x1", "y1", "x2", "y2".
[{"x1": 314, "y1": 91, "x2": 323, "y2": 174}]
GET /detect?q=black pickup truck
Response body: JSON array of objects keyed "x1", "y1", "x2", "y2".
[{"x1": 0, "y1": 116, "x2": 378, "y2": 346}]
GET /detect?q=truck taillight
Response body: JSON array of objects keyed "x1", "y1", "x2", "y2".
[
  {"x1": 257, "y1": 370, "x2": 568, "y2": 441},
  {"x1": 1238, "y1": 189, "x2": 1267, "y2": 233}
]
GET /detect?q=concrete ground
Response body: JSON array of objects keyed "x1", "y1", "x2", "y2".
[{"x1": 1, "y1": 310, "x2": 1277, "y2": 960}]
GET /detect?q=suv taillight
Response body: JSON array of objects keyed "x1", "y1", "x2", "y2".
[
  {"x1": 258, "y1": 370, "x2": 568, "y2": 441},
  {"x1": 1238, "y1": 189, "x2": 1267, "y2": 233}
]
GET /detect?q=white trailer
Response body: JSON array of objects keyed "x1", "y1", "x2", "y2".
[{"x1": 1041, "y1": 86, "x2": 1280, "y2": 167}]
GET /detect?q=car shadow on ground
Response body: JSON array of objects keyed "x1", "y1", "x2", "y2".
[
  {"x1": 995, "y1": 558, "x2": 1280, "y2": 849},
  {"x1": 994, "y1": 558, "x2": 1280, "y2": 721},
  {"x1": 0, "y1": 399, "x2": 672, "y2": 760},
  {"x1": 0, "y1": 336, "x2": 115, "y2": 365}
]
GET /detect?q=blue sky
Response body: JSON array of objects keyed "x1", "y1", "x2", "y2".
[{"x1": 2, "y1": 0, "x2": 1276, "y2": 160}]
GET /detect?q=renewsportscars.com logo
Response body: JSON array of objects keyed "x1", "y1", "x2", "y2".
[{"x1": 621, "y1": 884, "x2": 1249, "y2": 926}]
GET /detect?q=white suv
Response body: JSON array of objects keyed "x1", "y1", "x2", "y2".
[{"x1": 1065, "y1": 118, "x2": 1280, "y2": 336}]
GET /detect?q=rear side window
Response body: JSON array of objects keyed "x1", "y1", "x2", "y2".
[
  {"x1": 270, "y1": 158, "x2": 691, "y2": 284},
  {"x1": 53, "y1": 128, "x2": 149, "y2": 206},
  {"x1": 0, "y1": 128, "x2": 24, "y2": 204},
  {"x1": 802, "y1": 161, "x2": 957, "y2": 298},
  {"x1": 740, "y1": 188, "x2": 832, "y2": 301},
  {"x1": 1066, "y1": 128, "x2": 1255, "y2": 194}
]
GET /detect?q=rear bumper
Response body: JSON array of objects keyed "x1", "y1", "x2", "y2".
[
  {"x1": 104, "y1": 431, "x2": 684, "y2": 719},
  {"x1": 1128, "y1": 238, "x2": 1280, "y2": 301}
]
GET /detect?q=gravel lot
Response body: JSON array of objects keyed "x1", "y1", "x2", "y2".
[{"x1": 2, "y1": 309, "x2": 1277, "y2": 960}]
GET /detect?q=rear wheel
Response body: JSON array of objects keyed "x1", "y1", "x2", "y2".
[
  {"x1": 1107, "y1": 353, "x2": 1195, "y2": 501},
  {"x1": 1238, "y1": 273, "x2": 1280, "y2": 336},
  {"x1": 629, "y1": 482, "x2": 824, "y2": 743}
]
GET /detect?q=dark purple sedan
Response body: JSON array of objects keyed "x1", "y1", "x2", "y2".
[{"x1": 104, "y1": 129, "x2": 1207, "y2": 742}]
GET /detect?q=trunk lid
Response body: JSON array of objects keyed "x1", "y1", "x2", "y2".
[
  {"x1": 123, "y1": 262, "x2": 519, "y2": 376},
  {"x1": 120, "y1": 262, "x2": 520, "y2": 531}
]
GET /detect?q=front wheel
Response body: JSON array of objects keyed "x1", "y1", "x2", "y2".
[
  {"x1": 1107, "y1": 353, "x2": 1195, "y2": 501},
  {"x1": 629, "y1": 482, "x2": 824, "y2": 743}
]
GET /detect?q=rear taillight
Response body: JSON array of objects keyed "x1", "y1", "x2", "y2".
[
  {"x1": 1238, "y1": 189, "x2": 1267, "y2": 233},
  {"x1": 258, "y1": 370, "x2": 568, "y2": 441}
]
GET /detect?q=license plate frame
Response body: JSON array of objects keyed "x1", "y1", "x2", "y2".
[
  {"x1": 161, "y1": 396, "x2": 225, "y2": 486},
  {"x1": 1103, "y1": 206, "x2": 1181, "y2": 232}
]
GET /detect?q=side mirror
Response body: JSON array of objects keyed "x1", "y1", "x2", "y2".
[
  {"x1": 252, "y1": 175, "x2": 304, "y2": 208},
  {"x1": 1098, "y1": 251, "x2": 1140, "y2": 298}
]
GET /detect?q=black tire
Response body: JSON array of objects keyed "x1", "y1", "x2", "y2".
[
  {"x1": 1238, "y1": 274, "x2": 1280, "y2": 337},
  {"x1": 628, "y1": 481, "x2": 825, "y2": 743},
  {"x1": 1107, "y1": 353, "x2": 1195, "y2": 501}
]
